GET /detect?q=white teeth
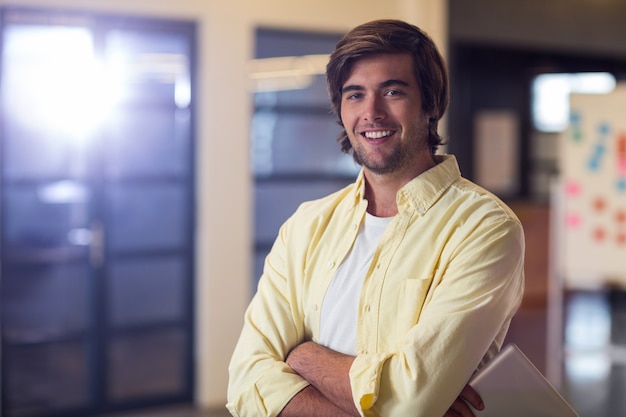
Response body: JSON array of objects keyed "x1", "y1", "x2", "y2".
[{"x1": 363, "y1": 130, "x2": 392, "y2": 139}]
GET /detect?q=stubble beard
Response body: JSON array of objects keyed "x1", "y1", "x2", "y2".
[
  {"x1": 351, "y1": 128, "x2": 426, "y2": 176},
  {"x1": 354, "y1": 142, "x2": 406, "y2": 175}
]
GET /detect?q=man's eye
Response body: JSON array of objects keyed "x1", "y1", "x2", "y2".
[
  {"x1": 346, "y1": 93, "x2": 363, "y2": 100},
  {"x1": 385, "y1": 90, "x2": 401, "y2": 96}
]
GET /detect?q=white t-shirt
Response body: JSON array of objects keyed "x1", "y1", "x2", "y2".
[{"x1": 318, "y1": 212, "x2": 392, "y2": 355}]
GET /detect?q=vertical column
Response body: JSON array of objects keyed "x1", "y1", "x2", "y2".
[{"x1": 398, "y1": 0, "x2": 449, "y2": 145}]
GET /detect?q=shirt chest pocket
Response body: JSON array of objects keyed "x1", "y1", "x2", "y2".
[{"x1": 395, "y1": 276, "x2": 433, "y2": 338}]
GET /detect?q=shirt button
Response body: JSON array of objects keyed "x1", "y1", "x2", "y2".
[
  {"x1": 365, "y1": 304, "x2": 371, "y2": 312},
  {"x1": 313, "y1": 304, "x2": 318, "y2": 311},
  {"x1": 327, "y1": 261, "x2": 335, "y2": 268},
  {"x1": 418, "y1": 206, "x2": 426, "y2": 214}
]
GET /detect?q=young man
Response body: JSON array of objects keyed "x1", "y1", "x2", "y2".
[{"x1": 227, "y1": 19, "x2": 525, "y2": 417}]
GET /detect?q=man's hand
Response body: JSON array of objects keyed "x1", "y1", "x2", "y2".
[{"x1": 444, "y1": 384, "x2": 484, "y2": 417}]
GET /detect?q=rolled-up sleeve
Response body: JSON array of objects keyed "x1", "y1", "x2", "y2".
[{"x1": 349, "y1": 215, "x2": 525, "y2": 417}]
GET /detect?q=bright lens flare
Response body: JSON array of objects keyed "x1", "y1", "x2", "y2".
[{"x1": 4, "y1": 25, "x2": 118, "y2": 141}]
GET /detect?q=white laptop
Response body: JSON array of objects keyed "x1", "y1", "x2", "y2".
[{"x1": 469, "y1": 344, "x2": 579, "y2": 417}]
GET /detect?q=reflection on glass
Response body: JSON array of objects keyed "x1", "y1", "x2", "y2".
[
  {"x1": 37, "y1": 180, "x2": 88, "y2": 204},
  {"x1": 565, "y1": 291, "x2": 612, "y2": 381},
  {"x1": 532, "y1": 72, "x2": 616, "y2": 132},
  {"x1": 251, "y1": 112, "x2": 358, "y2": 177},
  {"x1": 5, "y1": 184, "x2": 89, "y2": 249},
  {"x1": 105, "y1": 30, "x2": 191, "y2": 108},
  {"x1": 248, "y1": 54, "x2": 329, "y2": 92}
]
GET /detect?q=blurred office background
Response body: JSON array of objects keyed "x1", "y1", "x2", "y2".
[{"x1": 1, "y1": 0, "x2": 625, "y2": 416}]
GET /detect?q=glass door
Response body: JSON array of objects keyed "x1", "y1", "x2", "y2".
[
  {"x1": 251, "y1": 28, "x2": 358, "y2": 287},
  {"x1": 0, "y1": 8, "x2": 196, "y2": 417}
]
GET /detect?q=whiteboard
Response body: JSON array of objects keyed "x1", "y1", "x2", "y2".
[{"x1": 558, "y1": 84, "x2": 626, "y2": 288}]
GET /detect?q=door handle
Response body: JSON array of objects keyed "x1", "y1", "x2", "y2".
[{"x1": 89, "y1": 221, "x2": 104, "y2": 267}]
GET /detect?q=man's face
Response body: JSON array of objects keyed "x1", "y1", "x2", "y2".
[{"x1": 339, "y1": 53, "x2": 432, "y2": 178}]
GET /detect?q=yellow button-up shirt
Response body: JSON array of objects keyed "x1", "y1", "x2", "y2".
[{"x1": 227, "y1": 155, "x2": 525, "y2": 417}]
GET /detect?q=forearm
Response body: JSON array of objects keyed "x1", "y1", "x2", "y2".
[
  {"x1": 279, "y1": 385, "x2": 356, "y2": 417},
  {"x1": 286, "y1": 341, "x2": 359, "y2": 416}
]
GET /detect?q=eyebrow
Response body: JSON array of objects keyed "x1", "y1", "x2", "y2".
[{"x1": 341, "y1": 79, "x2": 411, "y2": 95}]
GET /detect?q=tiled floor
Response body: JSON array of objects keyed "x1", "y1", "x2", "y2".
[
  {"x1": 97, "y1": 404, "x2": 230, "y2": 417},
  {"x1": 559, "y1": 290, "x2": 626, "y2": 417}
]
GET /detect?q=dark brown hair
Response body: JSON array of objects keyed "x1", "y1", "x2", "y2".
[{"x1": 326, "y1": 19, "x2": 449, "y2": 156}]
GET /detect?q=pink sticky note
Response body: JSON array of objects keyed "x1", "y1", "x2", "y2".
[
  {"x1": 565, "y1": 181, "x2": 581, "y2": 197},
  {"x1": 566, "y1": 213, "x2": 582, "y2": 228}
]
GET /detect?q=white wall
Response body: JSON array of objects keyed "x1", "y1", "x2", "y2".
[{"x1": 0, "y1": 0, "x2": 448, "y2": 408}]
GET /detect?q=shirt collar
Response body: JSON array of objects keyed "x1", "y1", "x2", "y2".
[
  {"x1": 351, "y1": 154, "x2": 462, "y2": 215},
  {"x1": 353, "y1": 170, "x2": 366, "y2": 202},
  {"x1": 398, "y1": 154, "x2": 461, "y2": 215}
]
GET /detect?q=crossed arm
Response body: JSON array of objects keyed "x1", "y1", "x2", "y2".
[
  {"x1": 227, "y1": 205, "x2": 524, "y2": 417},
  {"x1": 279, "y1": 342, "x2": 358, "y2": 417},
  {"x1": 279, "y1": 341, "x2": 484, "y2": 417}
]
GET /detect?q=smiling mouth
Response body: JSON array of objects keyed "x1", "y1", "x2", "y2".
[{"x1": 362, "y1": 130, "x2": 393, "y2": 139}]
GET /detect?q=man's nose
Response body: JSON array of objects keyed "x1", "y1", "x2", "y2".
[{"x1": 363, "y1": 96, "x2": 386, "y2": 121}]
